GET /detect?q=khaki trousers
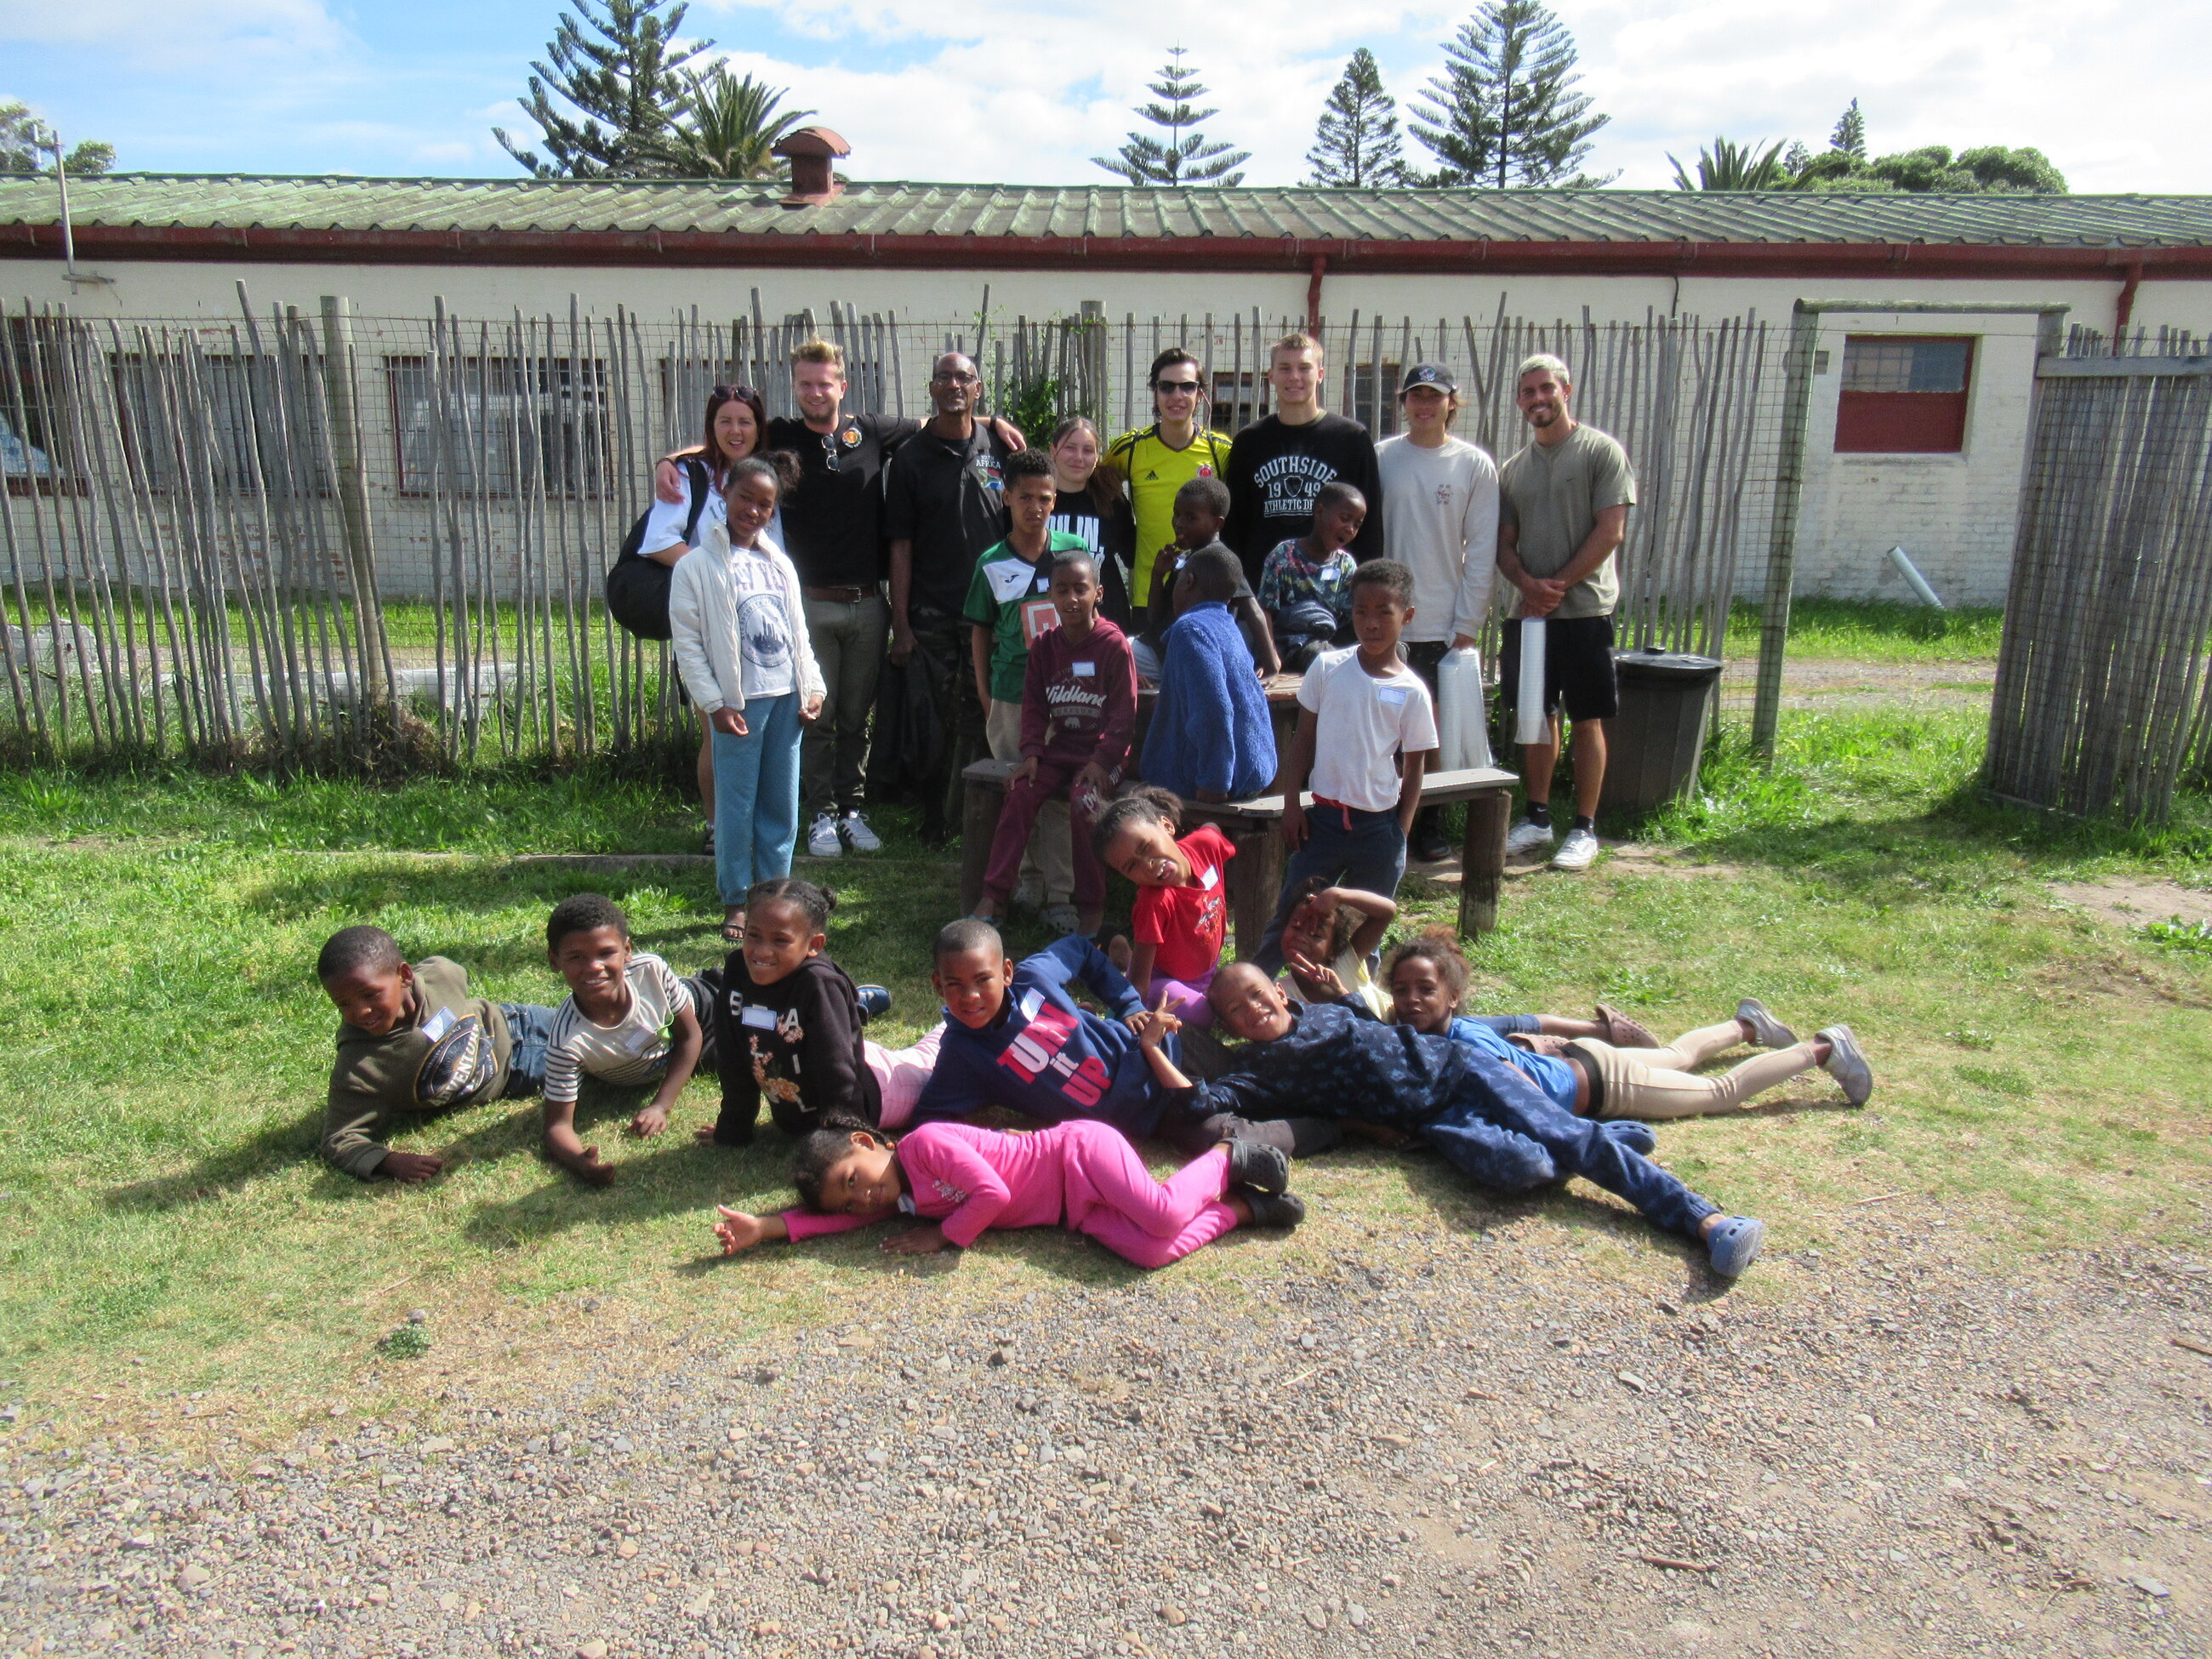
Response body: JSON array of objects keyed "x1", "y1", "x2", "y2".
[{"x1": 1571, "y1": 1022, "x2": 1820, "y2": 1120}]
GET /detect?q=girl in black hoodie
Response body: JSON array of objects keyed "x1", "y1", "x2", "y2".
[{"x1": 704, "y1": 877, "x2": 944, "y2": 1143}]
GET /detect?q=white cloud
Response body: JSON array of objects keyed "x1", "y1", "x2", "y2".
[
  {"x1": 0, "y1": 0, "x2": 346, "y2": 61},
  {"x1": 692, "y1": 0, "x2": 2209, "y2": 193}
]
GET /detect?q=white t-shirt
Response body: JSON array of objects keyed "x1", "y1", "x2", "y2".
[
  {"x1": 727, "y1": 536, "x2": 798, "y2": 700},
  {"x1": 544, "y1": 952, "x2": 695, "y2": 1105},
  {"x1": 1375, "y1": 434, "x2": 1500, "y2": 644},
  {"x1": 1298, "y1": 645, "x2": 1440, "y2": 812},
  {"x1": 639, "y1": 470, "x2": 727, "y2": 556}
]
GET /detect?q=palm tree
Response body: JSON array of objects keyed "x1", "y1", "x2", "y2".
[
  {"x1": 1668, "y1": 136, "x2": 1790, "y2": 191},
  {"x1": 647, "y1": 66, "x2": 813, "y2": 180}
]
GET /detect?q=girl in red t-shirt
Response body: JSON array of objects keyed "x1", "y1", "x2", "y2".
[{"x1": 1093, "y1": 787, "x2": 1236, "y2": 1027}]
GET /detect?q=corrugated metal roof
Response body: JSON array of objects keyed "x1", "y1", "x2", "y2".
[{"x1": 4, "y1": 174, "x2": 2210, "y2": 248}]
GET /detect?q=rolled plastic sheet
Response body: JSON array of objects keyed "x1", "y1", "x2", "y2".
[
  {"x1": 1435, "y1": 646, "x2": 1493, "y2": 772},
  {"x1": 1514, "y1": 616, "x2": 1549, "y2": 746}
]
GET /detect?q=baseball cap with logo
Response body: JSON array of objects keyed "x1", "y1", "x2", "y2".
[{"x1": 1399, "y1": 362, "x2": 1458, "y2": 396}]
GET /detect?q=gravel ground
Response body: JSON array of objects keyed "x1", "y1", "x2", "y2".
[{"x1": 5, "y1": 1184, "x2": 2208, "y2": 1659}]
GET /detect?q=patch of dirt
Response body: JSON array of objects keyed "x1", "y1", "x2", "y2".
[
  {"x1": 4, "y1": 1229, "x2": 2206, "y2": 1658},
  {"x1": 1715, "y1": 656, "x2": 1996, "y2": 714},
  {"x1": 2049, "y1": 878, "x2": 2212, "y2": 931}
]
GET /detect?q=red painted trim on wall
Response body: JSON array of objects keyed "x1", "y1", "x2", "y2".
[{"x1": 6, "y1": 223, "x2": 2212, "y2": 282}]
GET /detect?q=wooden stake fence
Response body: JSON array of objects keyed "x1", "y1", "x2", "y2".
[{"x1": 0, "y1": 294, "x2": 1782, "y2": 770}]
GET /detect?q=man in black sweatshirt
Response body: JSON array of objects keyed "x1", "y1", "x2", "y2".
[{"x1": 1223, "y1": 332, "x2": 1385, "y2": 589}]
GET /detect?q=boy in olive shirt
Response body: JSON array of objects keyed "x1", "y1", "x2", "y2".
[{"x1": 317, "y1": 926, "x2": 555, "y2": 1182}]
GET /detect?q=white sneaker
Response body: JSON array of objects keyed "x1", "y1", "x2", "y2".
[
  {"x1": 839, "y1": 812, "x2": 882, "y2": 853},
  {"x1": 1504, "y1": 818, "x2": 1556, "y2": 858},
  {"x1": 1550, "y1": 826, "x2": 1601, "y2": 871},
  {"x1": 1012, "y1": 877, "x2": 1046, "y2": 913},
  {"x1": 805, "y1": 813, "x2": 843, "y2": 858}
]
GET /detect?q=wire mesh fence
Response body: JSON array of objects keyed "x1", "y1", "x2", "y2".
[
  {"x1": 0, "y1": 291, "x2": 1780, "y2": 772},
  {"x1": 1985, "y1": 325, "x2": 2212, "y2": 822}
]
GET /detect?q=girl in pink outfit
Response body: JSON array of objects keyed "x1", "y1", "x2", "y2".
[{"x1": 712, "y1": 1114, "x2": 1305, "y2": 1268}]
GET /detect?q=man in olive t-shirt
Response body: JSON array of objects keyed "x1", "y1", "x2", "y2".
[{"x1": 1495, "y1": 353, "x2": 1637, "y2": 873}]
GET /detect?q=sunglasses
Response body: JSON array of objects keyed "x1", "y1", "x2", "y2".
[
  {"x1": 710, "y1": 385, "x2": 762, "y2": 403},
  {"x1": 1154, "y1": 379, "x2": 1204, "y2": 393}
]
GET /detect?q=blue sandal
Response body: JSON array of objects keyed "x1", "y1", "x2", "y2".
[{"x1": 1706, "y1": 1215, "x2": 1766, "y2": 1278}]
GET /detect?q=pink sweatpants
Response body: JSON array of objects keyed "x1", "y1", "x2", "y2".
[
  {"x1": 1054, "y1": 1120, "x2": 1238, "y2": 1269},
  {"x1": 1146, "y1": 968, "x2": 1217, "y2": 1029},
  {"x1": 866, "y1": 1023, "x2": 947, "y2": 1131}
]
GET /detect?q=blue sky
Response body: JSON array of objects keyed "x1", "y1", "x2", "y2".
[{"x1": 3, "y1": 1, "x2": 2205, "y2": 191}]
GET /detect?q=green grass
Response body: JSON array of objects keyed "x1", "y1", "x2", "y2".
[
  {"x1": 0, "y1": 684, "x2": 2206, "y2": 1445},
  {"x1": 1724, "y1": 597, "x2": 2006, "y2": 662}
]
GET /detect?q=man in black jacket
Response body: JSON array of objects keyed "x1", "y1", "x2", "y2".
[
  {"x1": 885, "y1": 351, "x2": 1017, "y2": 843},
  {"x1": 1223, "y1": 332, "x2": 1385, "y2": 590}
]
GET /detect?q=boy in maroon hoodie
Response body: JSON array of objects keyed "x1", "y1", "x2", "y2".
[{"x1": 973, "y1": 550, "x2": 1137, "y2": 938}]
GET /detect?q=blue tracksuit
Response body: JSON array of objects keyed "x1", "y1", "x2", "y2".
[
  {"x1": 1139, "y1": 601, "x2": 1276, "y2": 801},
  {"x1": 1183, "y1": 1001, "x2": 1719, "y2": 1236},
  {"x1": 910, "y1": 935, "x2": 1179, "y2": 1137}
]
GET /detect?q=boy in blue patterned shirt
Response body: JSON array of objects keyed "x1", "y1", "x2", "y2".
[
  {"x1": 1258, "y1": 480, "x2": 1363, "y2": 670},
  {"x1": 1176, "y1": 963, "x2": 1770, "y2": 1277}
]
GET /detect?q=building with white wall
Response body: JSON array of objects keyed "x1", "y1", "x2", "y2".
[{"x1": 5, "y1": 166, "x2": 2209, "y2": 607}]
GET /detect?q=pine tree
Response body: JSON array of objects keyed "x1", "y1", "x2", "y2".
[
  {"x1": 1829, "y1": 99, "x2": 1868, "y2": 162},
  {"x1": 495, "y1": 1, "x2": 710, "y2": 179},
  {"x1": 1410, "y1": 3, "x2": 1611, "y2": 189},
  {"x1": 1307, "y1": 49, "x2": 1411, "y2": 188},
  {"x1": 1092, "y1": 48, "x2": 1251, "y2": 186}
]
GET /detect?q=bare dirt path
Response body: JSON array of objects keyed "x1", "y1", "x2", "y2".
[{"x1": 4, "y1": 1207, "x2": 2205, "y2": 1659}]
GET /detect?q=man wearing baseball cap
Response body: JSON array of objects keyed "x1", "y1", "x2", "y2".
[{"x1": 1377, "y1": 362, "x2": 1499, "y2": 861}]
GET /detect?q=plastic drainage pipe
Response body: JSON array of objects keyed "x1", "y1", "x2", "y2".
[{"x1": 1885, "y1": 545, "x2": 1946, "y2": 611}]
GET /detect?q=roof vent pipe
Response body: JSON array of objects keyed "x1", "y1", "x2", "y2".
[{"x1": 773, "y1": 127, "x2": 852, "y2": 208}]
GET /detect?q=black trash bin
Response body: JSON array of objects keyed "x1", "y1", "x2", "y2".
[{"x1": 1598, "y1": 647, "x2": 1724, "y2": 815}]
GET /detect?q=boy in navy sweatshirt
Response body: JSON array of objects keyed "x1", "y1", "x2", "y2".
[
  {"x1": 910, "y1": 921, "x2": 1332, "y2": 1156},
  {"x1": 1183, "y1": 964, "x2": 1772, "y2": 1277},
  {"x1": 1137, "y1": 547, "x2": 1277, "y2": 803}
]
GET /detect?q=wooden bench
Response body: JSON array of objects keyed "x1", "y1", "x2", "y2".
[{"x1": 959, "y1": 760, "x2": 1518, "y2": 954}]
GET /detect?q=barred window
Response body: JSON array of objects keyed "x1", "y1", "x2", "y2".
[
  {"x1": 111, "y1": 353, "x2": 334, "y2": 496},
  {"x1": 387, "y1": 356, "x2": 611, "y2": 497},
  {"x1": 1835, "y1": 336, "x2": 1974, "y2": 453}
]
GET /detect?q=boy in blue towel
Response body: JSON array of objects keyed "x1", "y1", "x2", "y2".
[{"x1": 1138, "y1": 547, "x2": 1278, "y2": 802}]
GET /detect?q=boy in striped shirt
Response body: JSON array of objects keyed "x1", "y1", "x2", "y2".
[{"x1": 542, "y1": 893, "x2": 720, "y2": 1186}]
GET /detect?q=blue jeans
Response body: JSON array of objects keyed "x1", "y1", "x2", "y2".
[
  {"x1": 712, "y1": 693, "x2": 803, "y2": 906},
  {"x1": 499, "y1": 1002, "x2": 556, "y2": 1099},
  {"x1": 1253, "y1": 802, "x2": 1408, "y2": 974},
  {"x1": 1422, "y1": 1045, "x2": 1719, "y2": 1240}
]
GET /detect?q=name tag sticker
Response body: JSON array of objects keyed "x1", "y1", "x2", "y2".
[
  {"x1": 1377, "y1": 683, "x2": 1411, "y2": 707},
  {"x1": 740, "y1": 1004, "x2": 778, "y2": 1031},
  {"x1": 1199, "y1": 864, "x2": 1220, "y2": 890},
  {"x1": 1019, "y1": 989, "x2": 1045, "y2": 1021},
  {"x1": 419, "y1": 1007, "x2": 454, "y2": 1042},
  {"x1": 1071, "y1": 661, "x2": 1096, "y2": 676}
]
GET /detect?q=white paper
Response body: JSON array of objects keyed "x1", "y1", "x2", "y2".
[
  {"x1": 1436, "y1": 646, "x2": 1493, "y2": 772},
  {"x1": 1515, "y1": 617, "x2": 1549, "y2": 747}
]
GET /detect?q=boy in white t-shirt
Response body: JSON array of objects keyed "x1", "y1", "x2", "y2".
[
  {"x1": 1253, "y1": 560, "x2": 1438, "y2": 974},
  {"x1": 1376, "y1": 362, "x2": 1499, "y2": 860}
]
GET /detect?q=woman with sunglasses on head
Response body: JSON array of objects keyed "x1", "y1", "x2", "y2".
[
  {"x1": 641, "y1": 385, "x2": 780, "y2": 849},
  {"x1": 1108, "y1": 348, "x2": 1235, "y2": 636},
  {"x1": 1046, "y1": 416, "x2": 1138, "y2": 629}
]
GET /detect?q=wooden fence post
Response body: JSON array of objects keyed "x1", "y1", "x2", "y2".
[
  {"x1": 318, "y1": 295, "x2": 389, "y2": 702},
  {"x1": 1750, "y1": 300, "x2": 1819, "y2": 763}
]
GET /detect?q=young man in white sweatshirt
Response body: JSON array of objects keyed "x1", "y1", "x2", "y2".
[{"x1": 1376, "y1": 363, "x2": 1499, "y2": 861}]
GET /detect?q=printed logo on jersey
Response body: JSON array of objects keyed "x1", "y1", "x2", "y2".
[
  {"x1": 995, "y1": 1002, "x2": 1112, "y2": 1108},
  {"x1": 1251, "y1": 454, "x2": 1341, "y2": 520},
  {"x1": 1019, "y1": 596, "x2": 1059, "y2": 645}
]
